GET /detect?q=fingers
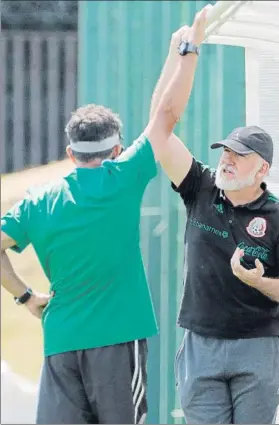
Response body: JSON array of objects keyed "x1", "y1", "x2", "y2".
[
  {"x1": 230, "y1": 246, "x2": 265, "y2": 285},
  {"x1": 230, "y1": 248, "x2": 248, "y2": 279},
  {"x1": 232, "y1": 247, "x2": 244, "y2": 259},
  {"x1": 34, "y1": 292, "x2": 54, "y2": 307},
  {"x1": 203, "y1": 4, "x2": 214, "y2": 14},
  {"x1": 194, "y1": 4, "x2": 213, "y2": 25},
  {"x1": 231, "y1": 261, "x2": 244, "y2": 276},
  {"x1": 230, "y1": 247, "x2": 244, "y2": 269},
  {"x1": 190, "y1": 3, "x2": 214, "y2": 46},
  {"x1": 38, "y1": 296, "x2": 50, "y2": 305},
  {"x1": 171, "y1": 4, "x2": 213, "y2": 48}
]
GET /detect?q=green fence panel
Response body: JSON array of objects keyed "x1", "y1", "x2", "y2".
[{"x1": 78, "y1": 1, "x2": 246, "y2": 423}]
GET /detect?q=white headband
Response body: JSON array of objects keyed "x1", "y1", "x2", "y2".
[{"x1": 70, "y1": 134, "x2": 120, "y2": 153}]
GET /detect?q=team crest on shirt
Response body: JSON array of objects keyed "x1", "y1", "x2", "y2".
[{"x1": 246, "y1": 217, "x2": 267, "y2": 238}]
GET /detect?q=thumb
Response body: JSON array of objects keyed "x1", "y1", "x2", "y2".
[{"x1": 255, "y1": 259, "x2": 264, "y2": 275}]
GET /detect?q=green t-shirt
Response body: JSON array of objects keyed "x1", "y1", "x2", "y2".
[{"x1": 1, "y1": 135, "x2": 159, "y2": 356}]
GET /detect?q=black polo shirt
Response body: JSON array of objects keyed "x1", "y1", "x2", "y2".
[{"x1": 172, "y1": 158, "x2": 279, "y2": 339}]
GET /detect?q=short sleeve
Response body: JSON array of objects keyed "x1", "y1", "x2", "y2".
[
  {"x1": 1, "y1": 197, "x2": 31, "y2": 253},
  {"x1": 115, "y1": 134, "x2": 157, "y2": 188},
  {"x1": 171, "y1": 158, "x2": 216, "y2": 206}
]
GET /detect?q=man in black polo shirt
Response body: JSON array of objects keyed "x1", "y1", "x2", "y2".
[
  {"x1": 148, "y1": 23, "x2": 279, "y2": 425},
  {"x1": 172, "y1": 127, "x2": 279, "y2": 424}
]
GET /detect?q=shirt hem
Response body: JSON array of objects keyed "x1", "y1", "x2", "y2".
[
  {"x1": 44, "y1": 329, "x2": 159, "y2": 357},
  {"x1": 178, "y1": 319, "x2": 279, "y2": 339}
]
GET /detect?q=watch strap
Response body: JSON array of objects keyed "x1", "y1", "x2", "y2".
[
  {"x1": 178, "y1": 41, "x2": 200, "y2": 56},
  {"x1": 14, "y1": 288, "x2": 33, "y2": 305}
]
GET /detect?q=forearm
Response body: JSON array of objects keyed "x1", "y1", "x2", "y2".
[
  {"x1": 1, "y1": 251, "x2": 28, "y2": 297},
  {"x1": 156, "y1": 53, "x2": 198, "y2": 135},
  {"x1": 255, "y1": 277, "x2": 279, "y2": 302},
  {"x1": 144, "y1": 5, "x2": 208, "y2": 165}
]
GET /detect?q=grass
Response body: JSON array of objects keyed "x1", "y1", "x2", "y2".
[{"x1": 1, "y1": 159, "x2": 73, "y2": 381}]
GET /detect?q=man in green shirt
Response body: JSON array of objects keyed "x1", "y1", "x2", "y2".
[{"x1": 1, "y1": 7, "x2": 208, "y2": 424}]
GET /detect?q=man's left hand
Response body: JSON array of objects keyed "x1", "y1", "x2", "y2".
[{"x1": 230, "y1": 247, "x2": 265, "y2": 288}]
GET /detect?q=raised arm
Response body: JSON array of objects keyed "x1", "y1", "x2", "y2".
[
  {"x1": 145, "y1": 5, "x2": 210, "y2": 187},
  {"x1": 150, "y1": 25, "x2": 192, "y2": 120}
]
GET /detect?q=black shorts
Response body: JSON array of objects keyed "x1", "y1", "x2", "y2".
[{"x1": 36, "y1": 339, "x2": 148, "y2": 424}]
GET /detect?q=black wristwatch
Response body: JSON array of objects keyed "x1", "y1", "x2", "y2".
[
  {"x1": 14, "y1": 288, "x2": 33, "y2": 305},
  {"x1": 178, "y1": 41, "x2": 200, "y2": 56}
]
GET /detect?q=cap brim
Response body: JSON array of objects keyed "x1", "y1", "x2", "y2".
[{"x1": 211, "y1": 139, "x2": 254, "y2": 155}]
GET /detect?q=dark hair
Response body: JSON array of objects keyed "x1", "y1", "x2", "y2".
[{"x1": 65, "y1": 104, "x2": 123, "y2": 162}]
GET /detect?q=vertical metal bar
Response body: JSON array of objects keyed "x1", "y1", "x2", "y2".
[
  {"x1": 12, "y1": 35, "x2": 25, "y2": 171},
  {"x1": 141, "y1": 1, "x2": 154, "y2": 133},
  {"x1": 143, "y1": 3, "x2": 161, "y2": 423},
  {"x1": 63, "y1": 34, "x2": 77, "y2": 150},
  {"x1": 96, "y1": 2, "x2": 109, "y2": 105},
  {"x1": 159, "y1": 3, "x2": 171, "y2": 422},
  {"x1": 117, "y1": 1, "x2": 127, "y2": 134},
  {"x1": 159, "y1": 174, "x2": 170, "y2": 423},
  {"x1": 30, "y1": 33, "x2": 42, "y2": 166},
  {"x1": 175, "y1": 199, "x2": 186, "y2": 425},
  {"x1": 258, "y1": 51, "x2": 279, "y2": 194},
  {"x1": 47, "y1": 35, "x2": 60, "y2": 162},
  {"x1": 0, "y1": 35, "x2": 7, "y2": 173}
]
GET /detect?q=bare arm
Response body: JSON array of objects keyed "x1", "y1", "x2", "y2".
[
  {"x1": 1, "y1": 231, "x2": 28, "y2": 297},
  {"x1": 1, "y1": 231, "x2": 52, "y2": 318},
  {"x1": 149, "y1": 26, "x2": 193, "y2": 186},
  {"x1": 145, "y1": 6, "x2": 210, "y2": 187},
  {"x1": 150, "y1": 28, "x2": 186, "y2": 120},
  {"x1": 255, "y1": 277, "x2": 279, "y2": 303}
]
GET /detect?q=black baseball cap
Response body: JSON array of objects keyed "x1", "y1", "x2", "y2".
[{"x1": 211, "y1": 126, "x2": 273, "y2": 165}]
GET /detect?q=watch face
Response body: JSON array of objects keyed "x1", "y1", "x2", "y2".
[
  {"x1": 179, "y1": 41, "x2": 188, "y2": 55},
  {"x1": 179, "y1": 41, "x2": 199, "y2": 56}
]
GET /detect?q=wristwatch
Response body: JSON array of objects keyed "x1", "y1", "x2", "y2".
[
  {"x1": 178, "y1": 41, "x2": 200, "y2": 56},
  {"x1": 14, "y1": 288, "x2": 33, "y2": 305}
]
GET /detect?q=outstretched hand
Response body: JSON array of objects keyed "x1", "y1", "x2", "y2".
[
  {"x1": 230, "y1": 247, "x2": 265, "y2": 288},
  {"x1": 169, "y1": 4, "x2": 213, "y2": 57}
]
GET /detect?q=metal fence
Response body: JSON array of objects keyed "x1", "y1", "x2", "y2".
[{"x1": 1, "y1": 31, "x2": 77, "y2": 174}]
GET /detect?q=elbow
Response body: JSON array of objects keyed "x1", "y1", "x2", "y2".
[
  {"x1": 156, "y1": 105, "x2": 179, "y2": 138},
  {"x1": 145, "y1": 105, "x2": 180, "y2": 155}
]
